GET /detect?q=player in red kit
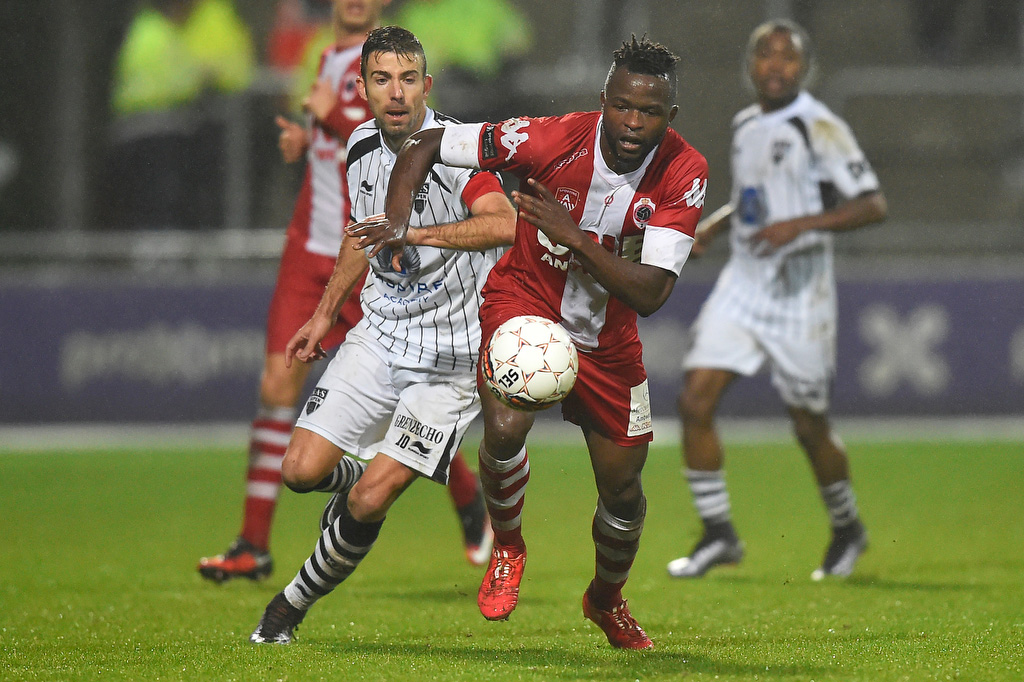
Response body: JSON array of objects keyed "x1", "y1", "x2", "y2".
[
  {"x1": 351, "y1": 36, "x2": 708, "y2": 649},
  {"x1": 198, "y1": 0, "x2": 491, "y2": 584}
]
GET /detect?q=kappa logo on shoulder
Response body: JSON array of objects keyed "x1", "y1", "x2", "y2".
[
  {"x1": 683, "y1": 177, "x2": 707, "y2": 209},
  {"x1": 499, "y1": 118, "x2": 530, "y2": 161}
]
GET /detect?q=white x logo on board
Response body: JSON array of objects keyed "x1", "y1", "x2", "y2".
[{"x1": 858, "y1": 304, "x2": 950, "y2": 397}]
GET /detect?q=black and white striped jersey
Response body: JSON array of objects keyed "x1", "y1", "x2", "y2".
[{"x1": 346, "y1": 109, "x2": 504, "y2": 371}]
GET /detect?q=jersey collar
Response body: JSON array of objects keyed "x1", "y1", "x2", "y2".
[{"x1": 757, "y1": 90, "x2": 810, "y2": 123}]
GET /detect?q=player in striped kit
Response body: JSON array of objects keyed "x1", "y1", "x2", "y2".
[
  {"x1": 357, "y1": 36, "x2": 708, "y2": 649},
  {"x1": 249, "y1": 26, "x2": 516, "y2": 644},
  {"x1": 666, "y1": 20, "x2": 887, "y2": 581},
  {"x1": 198, "y1": 1, "x2": 490, "y2": 585}
]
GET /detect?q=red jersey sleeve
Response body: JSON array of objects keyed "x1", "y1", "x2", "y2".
[
  {"x1": 476, "y1": 117, "x2": 550, "y2": 176},
  {"x1": 649, "y1": 148, "x2": 709, "y2": 238},
  {"x1": 460, "y1": 171, "x2": 504, "y2": 208}
]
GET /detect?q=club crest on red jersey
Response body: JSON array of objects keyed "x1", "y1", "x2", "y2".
[
  {"x1": 341, "y1": 72, "x2": 359, "y2": 102},
  {"x1": 555, "y1": 187, "x2": 580, "y2": 212},
  {"x1": 632, "y1": 197, "x2": 655, "y2": 227}
]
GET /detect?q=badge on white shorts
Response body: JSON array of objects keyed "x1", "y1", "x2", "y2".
[{"x1": 305, "y1": 388, "x2": 328, "y2": 415}]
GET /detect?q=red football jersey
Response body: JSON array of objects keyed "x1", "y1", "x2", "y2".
[
  {"x1": 287, "y1": 43, "x2": 374, "y2": 257},
  {"x1": 475, "y1": 112, "x2": 708, "y2": 352}
]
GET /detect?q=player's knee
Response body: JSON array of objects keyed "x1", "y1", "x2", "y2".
[
  {"x1": 483, "y1": 418, "x2": 528, "y2": 459},
  {"x1": 281, "y1": 447, "x2": 327, "y2": 493},
  {"x1": 259, "y1": 369, "x2": 303, "y2": 407},
  {"x1": 597, "y1": 479, "x2": 644, "y2": 518},
  {"x1": 679, "y1": 388, "x2": 715, "y2": 425},
  {"x1": 790, "y1": 411, "x2": 829, "y2": 451}
]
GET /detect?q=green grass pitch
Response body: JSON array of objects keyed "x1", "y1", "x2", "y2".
[{"x1": 1, "y1": 437, "x2": 1022, "y2": 681}]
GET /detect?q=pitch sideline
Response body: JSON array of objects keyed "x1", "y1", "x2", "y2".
[{"x1": 1, "y1": 416, "x2": 1022, "y2": 452}]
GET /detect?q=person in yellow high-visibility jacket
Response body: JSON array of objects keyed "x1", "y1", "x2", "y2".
[
  {"x1": 393, "y1": 0, "x2": 532, "y2": 121},
  {"x1": 107, "y1": 0, "x2": 255, "y2": 229},
  {"x1": 183, "y1": 0, "x2": 256, "y2": 94}
]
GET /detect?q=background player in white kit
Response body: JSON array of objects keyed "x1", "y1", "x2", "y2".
[
  {"x1": 249, "y1": 26, "x2": 516, "y2": 644},
  {"x1": 198, "y1": 0, "x2": 492, "y2": 583},
  {"x1": 666, "y1": 20, "x2": 887, "y2": 581}
]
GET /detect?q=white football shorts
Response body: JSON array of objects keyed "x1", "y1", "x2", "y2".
[
  {"x1": 683, "y1": 303, "x2": 836, "y2": 413},
  {"x1": 295, "y1": 326, "x2": 480, "y2": 483}
]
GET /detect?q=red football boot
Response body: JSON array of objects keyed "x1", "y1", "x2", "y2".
[
  {"x1": 582, "y1": 587, "x2": 653, "y2": 650},
  {"x1": 477, "y1": 542, "x2": 526, "y2": 620},
  {"x1": 197, "y1": 537, "x2": 273, "y2": 583}
]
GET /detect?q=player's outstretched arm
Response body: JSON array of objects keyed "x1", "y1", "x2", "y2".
[
  {"x1": 752, "y1": 190, "x2": 887, "y2": 250},
  {"x1": 406, "y1": 190, "x2": 516, "y2": 249},
  {"x1": 348, "y1": 129, "x2": 447, "y2": 268},
  {"x1": 515, "y1": 178, "x2": 676, "y2": 317},
  {"x1": 284, "y1": 233, "x2": 368, "y2": 367}
]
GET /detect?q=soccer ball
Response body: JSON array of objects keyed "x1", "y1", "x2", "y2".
[{"x1": 481, "y1": 315, "x2": 579, "y2": 411}]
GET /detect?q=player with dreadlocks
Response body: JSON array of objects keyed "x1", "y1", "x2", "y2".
[{"x1": 348, "y1": 35, "x2": 709, "y2": 649}]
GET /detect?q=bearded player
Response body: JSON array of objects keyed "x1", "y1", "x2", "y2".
[{"x1": 198, "y1": 0, "x2": 491, "y2": 585}]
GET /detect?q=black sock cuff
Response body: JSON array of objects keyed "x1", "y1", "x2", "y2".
[{"x1": 338, "y1": 504, "x2": 384, "y2": 546}]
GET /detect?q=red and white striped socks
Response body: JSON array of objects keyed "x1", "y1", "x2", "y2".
[
  {"x1": 477, "y1": 444, "x2": 529, "y2": 548},
  {"x1": 239, "y1": 405, "x2": 296, "y2": 552}
]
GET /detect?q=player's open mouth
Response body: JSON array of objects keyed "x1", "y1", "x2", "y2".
[
  {"x1": 619, "y1": 138, "x2": 642, "y2": 153},
  {"x1": 385, "y1": 109, "x2": 409, "y2": 123}
]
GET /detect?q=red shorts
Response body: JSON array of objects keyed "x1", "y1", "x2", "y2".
[
  {"x1": 478, "y1": 296, "x2": 653, "y2": 447},
  {"x1": 265, "y1": 234, "x2": 365, "y2": 354}
]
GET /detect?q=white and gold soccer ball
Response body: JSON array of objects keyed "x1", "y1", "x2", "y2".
[{"x1": 481, "y1": 315, "x2": 579, "y2": 411}]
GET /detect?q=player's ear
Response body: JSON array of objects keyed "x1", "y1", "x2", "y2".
[
  {"x1": 356, "y1": 75, "x2": 367, "y2": 101},
  {"x1": 423, "y1": 74, "x2": 433, "y2": 97},
  {"x1": 600, "y1": 90, "x2": 606, "y2": 108},
  {"x1": 668, "y1": 104, "x2": 679, "y2": 123}
]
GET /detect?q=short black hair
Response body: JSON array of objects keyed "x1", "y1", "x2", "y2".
[
  {"x1": 605, "y1": 35, "x2": 680, "y2": 99},
  {"x1": 361, "y1": 26, "x2": 427, "y2": 79}
]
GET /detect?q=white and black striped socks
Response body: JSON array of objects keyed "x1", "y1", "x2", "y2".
[{"x1": 283, "y1": 503, "x2": 383, "y2": 611}]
